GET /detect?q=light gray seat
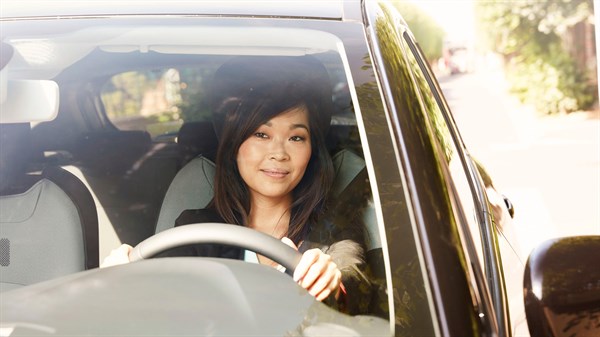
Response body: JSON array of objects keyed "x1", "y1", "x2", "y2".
[
  {"x1": 0, "y1": 123, "x2": 98, "y2": 292},
  {"x1": 154, "y1": 156, "x2": 216, "y2": 234},
  {"x1": 1, "y1": 179, "x2": 85, "y2": 291}
]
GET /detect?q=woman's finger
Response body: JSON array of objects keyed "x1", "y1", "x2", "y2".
[
  {"x1": 298, "y1": 250, "x2": 330, "y2": 288},
  {"x1": 315, "y1": 269, "x2": 342, "y2": 301},
  {"x1": 309, "y1": 263, "x2": 342, "y2": 301},
  {"x1": 308, "y1": 261, "x2": 338, "y2": 298},
  {"x1": 293, "y1": 248, "x2": 320, "y2": 282}
]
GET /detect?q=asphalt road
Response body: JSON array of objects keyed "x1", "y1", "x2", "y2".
[{"x1": 438, "y1": 68, "x2": 600, "y2": 255}]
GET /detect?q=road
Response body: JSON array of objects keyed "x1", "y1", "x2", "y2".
[{"x1": 438, "y1": 68, "x2": 600, "y2": 255}]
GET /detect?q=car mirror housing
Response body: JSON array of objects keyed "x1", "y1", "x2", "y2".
[
  {"x1": 0, "y1": 79, "x2": 59, "y2": 123},
  {"x1": 523, "y1": 235, "x2": 600, "y2": 337}
]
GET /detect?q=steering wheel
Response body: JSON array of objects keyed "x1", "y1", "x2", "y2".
[{"x1": 129, "y1": 223, "x2": 302, "y2": 276}]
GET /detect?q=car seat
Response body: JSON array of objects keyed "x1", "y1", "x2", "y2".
[
  {"x1": 0, "y1": 123, "x2": 99, "y2": 292},
  {"x1": 154, "y1": 123, "x2": 377, "y2": 251},
  {"x1": 177, "y1": 121, "x2": 219, "y2": 164},
  {"x1": 62, "y1": 129, "x2": 181, "y2": 258},
  {"x1": 152, "y1": 121, "x2": 220, "y2": 235},
  {"x1": 154, "y1": 121, "x2": 217, "y2": 234}
]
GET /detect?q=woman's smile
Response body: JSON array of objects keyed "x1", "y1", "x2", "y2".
[{"x1": 261, "y1": 168, "x2": 290, "y2": 178}]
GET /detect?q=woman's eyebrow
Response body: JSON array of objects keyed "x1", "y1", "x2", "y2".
[
  {"x1": 263, "y1": 121, "x2": 309, "y2": 131},
  {"x1": 291, "y1": 123, "x2": 309, "y2": 131}
]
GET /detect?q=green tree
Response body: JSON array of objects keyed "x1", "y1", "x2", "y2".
[
  {"x1": 392, "y1": 1, "x2": 445, "y2": 62},
  {"x1": 475, "y1": 0, "x2": 595, "y2": 114},
  {"x1": 178, "y1": 67, "x2": 215, "y2": 122},
  {"x1": 102, "y1": 71, "x2": 151, "y2": 118}
]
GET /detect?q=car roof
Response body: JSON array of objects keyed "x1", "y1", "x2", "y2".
[{"x1": 0, "y1": 0, "x2": 358, "y2": 21}]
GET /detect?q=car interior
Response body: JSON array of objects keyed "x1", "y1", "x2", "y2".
[{"x1": 0, "y1": 23, "x2": 389, "y2": 318}]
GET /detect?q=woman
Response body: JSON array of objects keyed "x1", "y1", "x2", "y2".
[{"x1": 103, "y1": 56, "x2": 366, "y2": 305}]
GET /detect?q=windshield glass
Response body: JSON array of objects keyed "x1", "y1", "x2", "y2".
[{"x1": 1, "y1": 15, "x2": 434, "y2": 336}]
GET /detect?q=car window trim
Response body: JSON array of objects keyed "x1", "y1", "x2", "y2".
[
  {"x1": 336, "y1": 33, "x2": 396, "y2": 332},
  {"x1": 364, "y1": 2, "x2": 443, "y2": 335},
  {"x1": 401, "y1": 31, "x2": 511, "y2": 337}
]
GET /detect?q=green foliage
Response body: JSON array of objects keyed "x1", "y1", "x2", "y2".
[
  {"x1": 476, "y1": 0, "x2": 591, "y2": 55},
  {"x1": 102, "y1": 71, "x2": 152, "y2": 118},
  {"x1": 508, "y1": 42, "x2": 594, "y2": 114},
  {"x1": 391, "y1": 1, "x2": 445, "y2": 61},
  {"x1": 475, "y1": 0, "x2": 595, "y2": 114},
  {"x1": 100, "y1": 67, "x2": 215, "y2": 138},
  {"x1": 177, "y1": 67, "x2": 214, "y2": 122}
]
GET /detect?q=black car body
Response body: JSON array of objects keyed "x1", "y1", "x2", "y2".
[{"x1": 1, "y1": 1, "x2": 597, "y2": 336}]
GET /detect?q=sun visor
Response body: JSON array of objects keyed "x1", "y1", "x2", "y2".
[{"x1": 0, "y1": 79, "x2": 59, "y2": 123}]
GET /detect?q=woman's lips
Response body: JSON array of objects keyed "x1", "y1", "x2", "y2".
[{"x1": 261, "y1": 169, "x2": 289, "y2": 178}]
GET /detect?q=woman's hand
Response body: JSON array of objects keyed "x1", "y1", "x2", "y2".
[
  {"x1": 100, "y1": 244, "x2": 133, "y2": 268},
  {"x1": 282, "y1": 237, "x2": 342, "y2": 301}
]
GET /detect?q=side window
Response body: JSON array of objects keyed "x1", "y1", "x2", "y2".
[
  {"x1": 100, "y1": 66, "x2": 217, "y2": 140},
  {"x1": 401, "y1": 31, "x2": 511, "y2": 335},
  {"x1": 400, "y1": 34, "x2": 487, "y2": 273}
]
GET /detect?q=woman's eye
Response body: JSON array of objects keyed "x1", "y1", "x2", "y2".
[
  {"x1": 254, "y1": 132, "x2": 268, "y2": 139},
  {"x1": 290, "y1": 136, "x2": 305, "y2": 142}
]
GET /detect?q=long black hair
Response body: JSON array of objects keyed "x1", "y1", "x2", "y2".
[{"x1": 210, "y1": 56, "x2": 334, "y2": 244}]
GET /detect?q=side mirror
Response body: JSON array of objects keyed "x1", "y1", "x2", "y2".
[{"x1": 523, "y1": 235, "x2": 600, "y2": 337}]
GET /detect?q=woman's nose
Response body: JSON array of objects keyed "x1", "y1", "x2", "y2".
[{"x1": 269, "y1": 139, "x2": 289, "y2": 161}]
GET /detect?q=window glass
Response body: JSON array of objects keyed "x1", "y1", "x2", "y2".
[
  {"x1": 100, "y1": 53, "x2": 354, "y2": 142},
  {"x1": 87, "y1": 22, "x2": 391, "y2": 321},
  {"x1": 400, "y1": 27, "x2": 511, "y2": 333},
  {"x1": 101, "y1": 66, "x2": 217, "y2": 139},
  {"x1": 0, "y1": 16, "x2": 431, "y2": 333},
  {"x1": 364, "y1": 5, "x2": 439, "y2": 336},
  {"x1": 400, "y1": 34, "x2": 487, "y2": 273},
  {"x1": 369, "y1": 2, "x2": 498, "y2": 335}
]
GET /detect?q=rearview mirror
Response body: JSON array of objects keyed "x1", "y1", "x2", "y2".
[
  {"x1": 0, "y1": 79, "x2": 59, "y2": 123},
  {"x1": 0, "y1": 43, "x2": 14, "y2": 103},
  {"x1": 523, "y1": 235, "x2": 600, "y2": 337}
]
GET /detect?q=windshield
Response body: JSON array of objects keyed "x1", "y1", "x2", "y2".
[{"x1": 0, "y1": 15, "x2": 434, "y2": 336}]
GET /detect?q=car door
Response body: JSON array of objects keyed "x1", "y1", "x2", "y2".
[
  {"x1": 364, "y1": 0, "x2": 503, "y2": 336},
  {"x1": 397, "y1": 15, "x2": 529, "y2": 337},
  {"x1": 400, "y1": 31, "x2": 514, "y2": 337}
]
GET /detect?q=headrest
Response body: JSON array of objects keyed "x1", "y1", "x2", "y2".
[
  {"x1": 210, "y1": 55, "x2": 333, "y2": 139},
  {"x1": 177, "y1": 121, "x2": 219, "y2": 162},
  {"x1": 0, "y1": 123, "x2": 32, "y2": 165},
  {"x1": 70, "y1": 130, "x2": 151, "y2": 173},
  {"x1": 0, "y1": 123, "x2": 42, "y2": 194}
]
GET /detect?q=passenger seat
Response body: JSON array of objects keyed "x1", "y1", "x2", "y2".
[
  {"x1": 0, "y1": 123, "x2": 98, "y2": 291},
  {"x1": 154, "y1": 121, "x2": 217, "y2": 233}
]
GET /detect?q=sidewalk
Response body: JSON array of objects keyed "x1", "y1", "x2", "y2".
[{"x1": 439, "y1": 68, "x2": 600, "y2": 255}]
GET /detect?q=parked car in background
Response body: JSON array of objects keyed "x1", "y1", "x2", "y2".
[{"x1": 1, "y1": 1, "x2": 597, "y2": 336}]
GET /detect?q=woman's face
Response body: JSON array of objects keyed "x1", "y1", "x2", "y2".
[{"x1": 236, "y1": 106, "x2": 312, "y2": 204}]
